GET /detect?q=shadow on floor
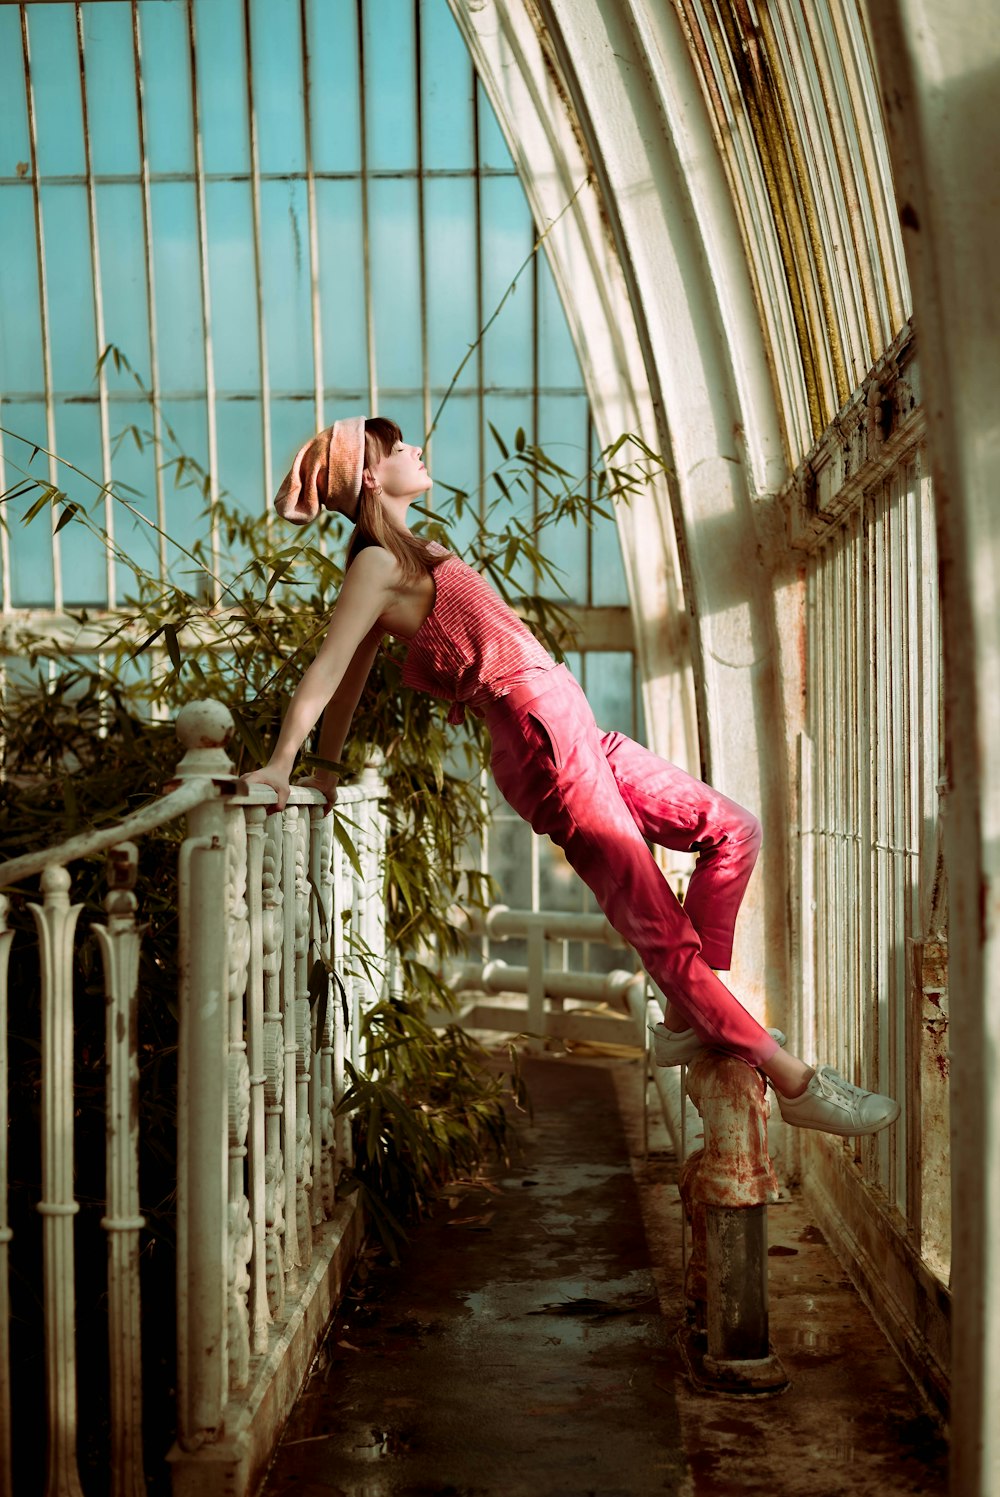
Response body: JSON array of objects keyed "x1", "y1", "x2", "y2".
[{"x1": 261, "y1": 1054, "x2": 947, "y2": 1497}]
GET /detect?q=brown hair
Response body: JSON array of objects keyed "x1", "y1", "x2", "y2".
[{"x1": 345, "y1": 417, "x2": 445, "y2": 583}]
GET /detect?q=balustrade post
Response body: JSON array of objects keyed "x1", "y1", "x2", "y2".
[
  {"x1": 92, "y1": 844, "x2": 148, "y2": 1497},
  {"x1": 224, "y1": 813, "x2": 252, "y2": 1391},
  {"x1": 293, "y1": 806, "x2": 313, "y2": 1267},
  {"x1": 678, "y1": 1053, "x2": 788, "y2": 1394},
  {"x1": 244, "y1": 808, "x2": 273, "y2": 1352},
  {"x1": 309, "y1": 809, "x2": 334, "y2": 1226},
  {"x1": 173, "y1": 702, "x2": 234, "y2": 1447},
  {"x1": 0, "y1": 897, "x2": 13, "y2": 1497},
  {"x1": 30, "y1": 865, "x2": 86, "y2": 1497},
  {"x1": 330, "y1": 821, "x2": 352, "y2": 1178},
  {"x1": 357, "y1": 761, "x2": 387, "y2": 1074},
  {"x1": 260, "y1": 816, "x2": 286, "y2": 1318},
  {"x1": 280, "y1": 808, "x2": 302, "y2": 1271}
]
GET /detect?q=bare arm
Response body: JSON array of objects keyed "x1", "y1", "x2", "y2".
[
  {"x1": 306, "y1": 624, "x2": 383, "y2": 789},
  {"x1": 242, "y1": 548, "x2": 398, "y2": 806}
]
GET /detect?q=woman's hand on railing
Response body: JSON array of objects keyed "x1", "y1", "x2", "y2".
[
  {"x1": 238, "y1": 766, "x2": 292, "y2": 812},
  {"x1": 295, "y1": 774, "x2": 338, "y2": 817}
]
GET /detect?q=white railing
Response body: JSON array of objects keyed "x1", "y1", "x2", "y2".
[
  {"x1": 437, "y1": 903, "x2": 704, "y2": 1159},
  {"x1": 0, "y1": 700, "x2": 388, "y2": 1497}
]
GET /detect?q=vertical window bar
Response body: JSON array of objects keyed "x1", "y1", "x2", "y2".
[
  {"x1": 20, "y1": 6, "x2": 62, "y2": 613},
  {"x1": 242, "y1": 0, "x2": 274, "y2": 512},
  {"x1": 414, "y1": 0, "x2": 431, "y2": 464},
  {"x1": 356, "y1": 0, "x2": 378, "y2": 414},
  {"x1": 132, "y1": 0, "x2": 168, "y2": 581},
  {"x1": 530, "y1": 225, "x2": 539, "y2": 579},
  {"x1": 904, "y1": 460, "x2": 923, "y2": 1224},
  {"x1": 187, "y1": 0, "x2": 220, "y2": 591},
  {"x1": 853, "y1": 513, "x2": 866, "y2": 1089},
  {"x1": 75, "y1": 2, "x2": 116, "y2": 609},
  {"x1": 471, "y1": 74, "x2": 489, "y2": 909},
  {"x1": 472, "y1": 79, "x2": 485, "y2": 544},
  {"x1": 299, "y1": 0, "x2": 324, "y2": 437},
  {"x1": 0, "y1": 411, "x2": 12, "y2": 611},
  {"x1": 585, "y1": 411, "x2": 594, "y2": 607}
]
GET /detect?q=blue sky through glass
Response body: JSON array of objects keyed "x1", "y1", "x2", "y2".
[{"x1": 0, "y1": 0, "x2": 628, "y2": 614}]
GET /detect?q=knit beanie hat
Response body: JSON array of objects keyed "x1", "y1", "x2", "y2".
[{"x1": 274, "y1": 416, "x2": 367, "y2": 525}]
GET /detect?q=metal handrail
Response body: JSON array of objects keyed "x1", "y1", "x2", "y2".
[
  {"x1": 0, "y1": 769, "x2": 387, "y2": 890},
  {"x1": 0, "y1": 776, "x2": 218, "y2": 888}
]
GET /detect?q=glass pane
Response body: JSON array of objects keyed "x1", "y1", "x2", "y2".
[
  {"x1": 316, "y1": 180, "x2": 367, "y2": 396},
  {"x1": 537, "y1": 393, "x2": 589, "y2": 603},
  {"x1": 425, "y1": 176, "x2": 478, "y2": 392},
  {"x1": 591, "y1": 423, "x2": 629, "y2": 607},
  {"x1": 488, "y1": 811, "x2": 532, "y2": 912},
  {"x1": 205, "y1": 182, "x2": 259, "y2": 393},
  {"x1": 477, "y1": 79, "x2": 513, "y2": 171},
  {"x1": 26, "y1": 5, "x2": 85, "y2": 178},
  {"x1": 41, "y1": 186, "x2": 97, "y2": 392},
  {"x1": 7, "y1": 402, "x2": 54, "y2": 607},
  {"x1": 591, "y1": 520, "x2": 629, "y2": 606},
  {"x1": 53, "y1": 400, "x2": 110, "y2": 607},
  {"x1": 82, "y1": 2, "x2": 139, "y2": 176},
  {"x1": 0, "y1": 8, "x2": 31, "y2": 169},
  {"x1": 195, "y1": 0, "x2": 249, "y2": 175},
  {"x1": 137, "y1": 1, "x2": 194, "y2": 174},
  {"x1": 150, "y1": 183, "x2": 204, "y2": 391},
  {"x1": 537, "y1": 251, "x2": 582, "y2": 389},
  {"x1": 424, "y1": 393, "x2": 479, "y2": 555},
  {"x1": 0, "y1": 190, "x2": 44, "y2": 392},
  {"x1": 584, "y1": 650, "x2": 635, "y2": 737},
  {"x1": 369, "y1": 178, "x2": 422, "y2": 392},
  {"x1": 483, "y1": 391, "x2": 532, "y2": 591},
  {"x1": 306, "y1": 0, "x2": 360, "y2": 174},
  {"x1": 96, "y1": 185, "x2": 152, "y2": 391},
  {"x1": 108, "y1": 399, "x2": 161, "y2": 597},
  {"x1": 421, "y1": 0, "x2": 474, "y2": 171},
  {"x1": 159, "y1": 398, "x2": 209, "y2": 580},
  {"x1": 363, "y1": 0, "x2": 418, "y2": 172},
  {"x1": 480, "y1": 177, "x2": 533, "y2": 389},
  {"x1": 270, "y1": 395, "x2": 323, "y2": 500},
  {"x1": 217, "y1": 397, "x2": 264, "y2": 519},
  {"x1": 250, "y1": 0, "x2": 305, "y2": 176},
  {"x1": 260, "y1": 179, "x2": 313, "y2": 394}
]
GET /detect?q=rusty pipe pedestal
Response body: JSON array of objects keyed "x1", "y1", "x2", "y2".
[{"x1": 677, "y1": 1051, "x2": 789, "y2": 1395}]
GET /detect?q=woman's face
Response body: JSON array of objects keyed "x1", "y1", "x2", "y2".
[{"x1": 369, "y1": 437, "x2": 433, "y2": 502}]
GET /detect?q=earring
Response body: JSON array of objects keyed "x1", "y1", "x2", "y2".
[{"x1": 374, "y1": 483, "x2": 383, "y2": 497}]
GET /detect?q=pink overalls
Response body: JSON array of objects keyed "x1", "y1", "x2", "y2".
[{"x1": 401, "y1": 548, "x2": 778, "y2": 1068}]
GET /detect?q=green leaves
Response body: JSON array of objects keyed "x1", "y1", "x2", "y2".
[
  {"x1": 0, "y1": 330, "x2": 670, "y2": 1270},
  {"x1": 335, "y1": 1002, "x2": 523, "y2": 1257}
]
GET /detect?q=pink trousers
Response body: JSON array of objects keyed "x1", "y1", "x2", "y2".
[{"x1": 484, "y1": 664, "x2": 779, "y2": 1067}]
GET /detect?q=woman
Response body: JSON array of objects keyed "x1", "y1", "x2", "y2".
[{"x1": 241, "y1": 416, "x2": 899, "y2": 1139}]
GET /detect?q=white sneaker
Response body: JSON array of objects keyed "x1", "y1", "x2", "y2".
[
  {"x1": 776, "y1": 1065, "x2": 899, "y2": 1137},
  {"x1": 648, "y1": 1022, "x2": 786, "y2": 1067}
]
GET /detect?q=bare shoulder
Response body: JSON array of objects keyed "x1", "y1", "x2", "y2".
[
  {"x1": 344, "y1": 545, "x2": 404, "y2": 595},
  {"x1": 346, "y1": 544, "x2": 401, "y2": 580}
]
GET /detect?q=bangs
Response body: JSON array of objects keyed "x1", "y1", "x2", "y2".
[{"x1": 364, "y1": 417, "x2": 403, "y2": 465}]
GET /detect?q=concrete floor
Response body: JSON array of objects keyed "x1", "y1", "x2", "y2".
[{"x1": 261, "y1": 1054, "x2": 948, "y2": 1497}]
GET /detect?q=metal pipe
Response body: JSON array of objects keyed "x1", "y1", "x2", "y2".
[{"x1": 678, "y1": 1051, "x2": 788, "y2": 1394}]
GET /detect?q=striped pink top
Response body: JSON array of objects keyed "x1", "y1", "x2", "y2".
[{"x1": 400, "y1": 546, "x2": 555, "y2": 722}]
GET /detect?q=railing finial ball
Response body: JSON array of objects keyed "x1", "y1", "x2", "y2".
[{"x1": 176, "y1": 700, "x2": 235, "y2": 751}]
